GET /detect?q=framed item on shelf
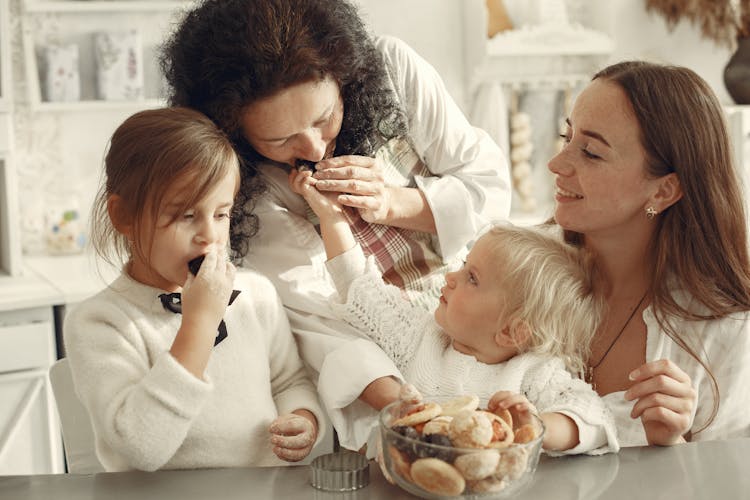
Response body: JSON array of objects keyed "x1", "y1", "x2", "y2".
[{"x1": 94, "y1": 30, "x2": 144, "y2": 101}]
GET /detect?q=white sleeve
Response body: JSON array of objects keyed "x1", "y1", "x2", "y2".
[
  {"x1": 522, "y1": 358, "x2": 620, "y2": 456},
  {"x1": 687, "y1": 313, "x2": 750, "y2": 441},
  {"x1": 377, "y1": 35, "x2": 512, "y2": 260},
  {"x1": 325, "y1": 244, "x2": 429, "y2": 371},
  {"x1": 244, "y1": 168, "x2": 404, "y2": 449}
]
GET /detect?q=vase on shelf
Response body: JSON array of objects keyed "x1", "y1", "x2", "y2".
[{"x1": 724, "y1": 37, "x2": 750, "y2": 104}]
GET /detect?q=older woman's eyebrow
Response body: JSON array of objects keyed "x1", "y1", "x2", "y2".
[{"x1": 566, "y1": 118, "x2": 611, "y2": 147}]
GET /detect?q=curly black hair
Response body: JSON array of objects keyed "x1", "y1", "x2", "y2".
[{"x1": 160, "y1": 0, "x2": 408, "y2": 257}]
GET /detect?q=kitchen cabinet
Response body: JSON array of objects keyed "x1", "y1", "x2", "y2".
[{"x1": 0, "y1": 304, "x2": 63, "y2": 474}]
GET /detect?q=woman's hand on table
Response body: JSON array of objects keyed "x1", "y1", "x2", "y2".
[
  {"x1": 625, "y1": 359, "x2": 696, "y2": 446},
  {"x1": 313, "y1": 155, "x2": 391, "y2": 223},
  {"x1": 269, "y1": 410, "x2": 318, "y2": 462}
]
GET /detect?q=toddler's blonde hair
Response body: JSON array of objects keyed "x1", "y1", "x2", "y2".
[{"x1": 485, "y1": 224, "x2": 601, "y2": 376}]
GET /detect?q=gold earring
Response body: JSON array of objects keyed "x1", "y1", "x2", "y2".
[{"x1": 646, "y1": 206, "x2": 658, "y2": 219}]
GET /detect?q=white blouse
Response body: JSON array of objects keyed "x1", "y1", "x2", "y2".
[
  {"x1": 243, "y1": 35, "x2": 511, "y2": 449},
  {"x1": 604, "y1": 295, "x2": 750, "y2": 446}
]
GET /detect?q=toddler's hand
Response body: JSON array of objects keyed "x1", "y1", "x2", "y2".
[
  {"x1": 269, "y1": 412, "x2": 317, "y2": 462},
  {"x1": 288, "y1": 168, "x2": 345, "y2": 221},
  {"x1": 488, "y1": 390, "x2": 538, "y2": 427}
]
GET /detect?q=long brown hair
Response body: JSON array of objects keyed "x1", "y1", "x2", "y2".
[
  {"x1": 565, "y1": 61, "x2": 750, "y2": 431},
  {"x1": 90, "y1": 107, "x2": 242, "y2": 268}
]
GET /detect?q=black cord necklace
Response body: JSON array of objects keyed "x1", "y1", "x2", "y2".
[{"x1": 586, "y1": 291, "x2": 648, "y2": 388}]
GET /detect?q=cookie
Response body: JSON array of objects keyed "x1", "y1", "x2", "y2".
[
  {"x1": 495, "y1": 445, "x2": 529, "y2": 481},
  {"x1": 392, "y1": 402, "x2": 442, "y2": 427},
  {"x1": 491, "y1": 407, "x2": 513, "y2": 429},
  {"x1": 468, "y1": 476, "x2": 507, "y2": 494},
  {"x1": 479, "y1": 411, "x2": 514, "y2": 448},
  {"x1": 422, "y1": 415, "x2": 453, "y2": 436},
  {"x1": 410, "y1": 458, "x2": 466, "y2": 496},
  {"x1": 453, "y1": 449, "x2": 501, "y2": 480},
  {"x1": 439, "y1": 394, "x2": 480, "y2": 417},
  {"x1": 398, "y1": 383, "x2": 423, "y2": 405},
  {"x1": 448, "y1": 410, "x2": 493, "y2": 448},
  {"x1": 513, "y1": 423, "x2": 539, "y2": 444},
  {"x1": 387, "y1": 445, "x2": 412, "y2": 482}
]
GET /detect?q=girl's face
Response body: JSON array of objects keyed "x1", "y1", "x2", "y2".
[
  {"x1": 547, "y1": 79, "x2": 663, "y2": 239},
  {"x1": 128, "y1": 169, "x2": 238, "y2": 292},
  {"x1": 435, "y1": 234, "x2": 516, "y2": 364},
  {"x1": 241, "y1": 76, "x2": 344, "y2": 167}
]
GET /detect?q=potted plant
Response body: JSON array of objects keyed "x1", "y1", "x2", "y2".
[{"x1": 646, "y1": 0, "x2": 750, "y2": 103}]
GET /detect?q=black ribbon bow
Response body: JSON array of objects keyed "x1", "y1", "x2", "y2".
[{"x1": 158, "y1": 290, "x2": 241, "y2": 346}]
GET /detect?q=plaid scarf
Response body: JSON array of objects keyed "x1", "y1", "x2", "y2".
[{"x1": 308, "y1": 138, "x2": 458, "y2": 310}]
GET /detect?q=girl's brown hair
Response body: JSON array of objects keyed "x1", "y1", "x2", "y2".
[
  {"x1": 90, "y1": 107, "x2": 241, "y2": 269},
  {"x1": 564, "y1": 61, "x2": 750, "y2": 431}
]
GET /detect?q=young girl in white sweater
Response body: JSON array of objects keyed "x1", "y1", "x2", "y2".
[
  {"x1": 290, "y1": 170, "x2": 619, "y2": 455},
  {"x1": 64, "y1": 107, "x2": 323, "y2": 472}
]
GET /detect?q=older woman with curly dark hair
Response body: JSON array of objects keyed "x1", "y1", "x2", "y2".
[{"x1": 161, "y1": 0, "x2": 511, "y2": 453}]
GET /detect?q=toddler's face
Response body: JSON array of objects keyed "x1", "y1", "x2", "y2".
[
  {"x1": 128, "y1": 170, "x2": 238, "y2": 291},
  {"x1": 434, "y1": 234, "x2": 516, "y2": 364}
]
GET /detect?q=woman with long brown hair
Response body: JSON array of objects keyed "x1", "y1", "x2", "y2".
[{"x1": 549, "y1": 60, "x2": 750, "y2": 445}]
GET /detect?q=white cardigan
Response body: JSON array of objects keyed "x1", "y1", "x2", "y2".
[
  {"x1": 325, "y1": 246, "x2": 619, "y2": 455},
  {"x1": 64, "y1": 270, "x2": 324, "y2": 471},
  {"x1": 243, "y1": 35, "x2": 511, "y2": 450}
]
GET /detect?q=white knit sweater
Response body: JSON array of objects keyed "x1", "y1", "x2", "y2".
[
  {"x1": 326, "y1": 246, "x2": 619, "y2": 455},
  {"x1": 64, "y1": 270, "x2": 324, "y2": 472}
]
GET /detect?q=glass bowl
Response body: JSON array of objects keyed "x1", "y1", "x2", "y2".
[{"x1": 379, "y1": 398, "x2": 544, "y2": 499}]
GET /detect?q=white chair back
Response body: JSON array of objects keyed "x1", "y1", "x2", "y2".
[{"x1": 49, "y1": 358, "x2": 104, "y2": 474}]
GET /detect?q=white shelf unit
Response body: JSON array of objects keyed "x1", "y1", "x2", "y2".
[
  {"x1": 0, "y1": 0, "x2": 20, "y2": 277},
  {"x1": 462, "y1": 0, "x2": 614, "y2": 225},
  {"x1": 20, "y1": 0, "x2": 194, "y2": 112}
]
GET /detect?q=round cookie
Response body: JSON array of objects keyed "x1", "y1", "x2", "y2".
[
  {"x1": 495, "y1": 445, "x2": 529, "y2": 481},
  {"x1": 439, "y1": 394, "x2": 480, "y2": 417},
  {"x1": 448, "y1": 410, "x2": 493, "y2": 448},
  {"x1": 491, "y1": 407, "x2": 513, "y2": 429},
  {"x1": 468, "y1": 476, "x2": 507, "y2": 494},
  {"x1": 453, "y1": 449, "x2": 501, "y2": 480},
  {"x1": 392, "y1": 402, "x2": 442, "y2": 427},
  {"x1": 387, "y1": 445, "x2": 412, "y2": 482},
  {"x1": 422, "y1": 415, "x2": 453, "y2": 436},
  {"x1": 398, "y1": 383, "x2": 423, "y2": 405},
  {"x1": 410, "y1": 458, "x2": 466, "y2": 496},
  {"x1": 513, "y1": 423, "x2": 539, "y2": 444},
  {"x1": 479, "y1": 411, "x2": 514, "y2": 448}
]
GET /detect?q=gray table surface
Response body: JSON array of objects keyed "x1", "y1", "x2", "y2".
[{"x1": 2, "y1": 438, "x2": 748, "y2": 499}]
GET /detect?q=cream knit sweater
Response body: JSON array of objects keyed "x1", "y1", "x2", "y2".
[{"x1": 64, "y1": 270, "x2": 324, "y2": 471}]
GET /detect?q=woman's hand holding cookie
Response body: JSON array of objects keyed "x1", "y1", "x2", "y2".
[
  {"x1": 313, "y1": 155, "x2": 391, "y2": 223},
  {"x1": 288, "y1": 168, "x2": 344, "y2": 222}
]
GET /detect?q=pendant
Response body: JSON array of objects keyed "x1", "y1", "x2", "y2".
[{"x1": 586, "y1": 365, "x2": 596, "y2": 391}]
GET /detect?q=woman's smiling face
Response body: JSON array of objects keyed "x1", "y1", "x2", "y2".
[{"x1": 547, "y1": 79, "x2": 662, "y2": 238}]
